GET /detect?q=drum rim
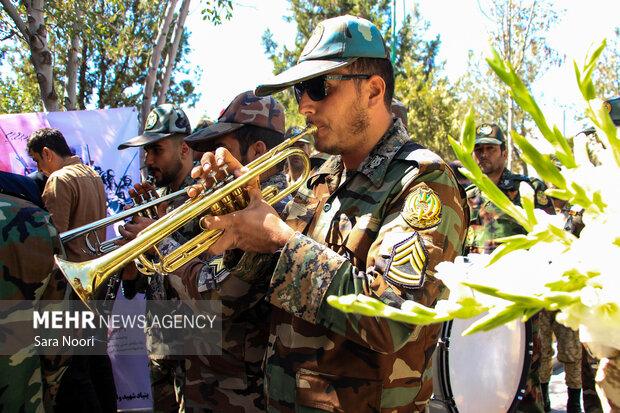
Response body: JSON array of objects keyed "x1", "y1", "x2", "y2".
[{"x1": 432, "y1": 318, "x2": 533, "y2": 413}]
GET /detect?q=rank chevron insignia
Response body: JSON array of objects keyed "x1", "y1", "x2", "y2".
[
  {"x1": 385, "y1": 233, "x2": 428, "y2": 288},
  {"x1": 208, "y1": 256, "x2": 226, "y2": 275},
  {"x1": 402, "y1": 186, "x2": 442, "y2": 229}
]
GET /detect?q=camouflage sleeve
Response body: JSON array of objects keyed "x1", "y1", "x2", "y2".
[
  {"x1": 0, "y1": 195, "x2": 71, "y2": 410},
  {"x1": 266, "y1": 166, "x2": 468, "y2": 353},
  {"x1": 41, "y1": 175, "x2": 75, "y2": 233}
]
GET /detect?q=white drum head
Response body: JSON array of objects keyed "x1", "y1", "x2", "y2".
[{"x1": 431, "y1": 314, "x2": 530, "y2": 413}]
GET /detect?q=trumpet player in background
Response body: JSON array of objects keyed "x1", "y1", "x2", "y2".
[
  {"x1": 121, "y1": 90, "x2": 290, "y2": 412},
  {"x1": 116, "y1": 103, "x2": 196, "y2": 413},
  {"x1": 174, "y1": 15, "x2": 468, "y2": 412}
]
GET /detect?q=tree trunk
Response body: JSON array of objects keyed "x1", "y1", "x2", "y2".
[
  {"x1": 1, "y1": 0, "x2": 59, "y2": 111},
  {"x1": 78, "y1": 41, "x2": 89, "y2": 110},
  {"x1": 65, "y1": 4, "x2": 83, "y2": 111},
  {"x1": 65, "y1": 34, "x2": 80, "y2": 110},
  {"x1": 138, "y1": 0, "x2": 178, "y2": 132},
  {"x1": 25, "y1": 0, "x2": 59, "y2": 111},
  {"x1": 156, "y1": 0, "x2": 191, "y2": 105},
  {"x1": 507, "y1": 95, "x2": 514, "y2": 170}
]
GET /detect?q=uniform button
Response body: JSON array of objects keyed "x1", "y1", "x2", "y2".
[{"x1": 323, "y1": 203, "x2": 331, "y2": 212}]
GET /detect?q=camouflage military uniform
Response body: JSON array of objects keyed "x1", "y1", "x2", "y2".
[
  {"x1": 539, "y1": 309, "x2": 582, "y2": 388},
  {"x1": 0, "y1": 193, "x2": 70, "y2": 412},
  {"x1": 122, "y1": 173, "x2": 199, "y2": 413},
  {"x1": 466, "y1": 168, "x2": 554, "y2": 254},
  {"x1": 151, "y1": 173, "x2": 202, "y2": 413},
  {"x1": 163, "y1": 171, "x2": 291, "y2": 412},
  {"x1": 466, "y1": 168, "x2": 555, "y2": 413},
  {"x1": 538, "y1": 202, "x2": 583, "y2": 394},
  {"x1": 208, "y1": 121, "x2": 468, "y2": 412}
]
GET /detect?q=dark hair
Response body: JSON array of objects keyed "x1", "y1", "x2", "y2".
[
  {"x1": 347, "y1": 57, "x2": 394, "y2": 108},
  {"x1": 27, "y1": 128, "x2": 72, "y2": 157},
  {"x1": 233, "y1": 125, "x2": 285, "y2": 169},
  {"x1": 234, "y1": 125, "x2": 285, "y2": 155}
]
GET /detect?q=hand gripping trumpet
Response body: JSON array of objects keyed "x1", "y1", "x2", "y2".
[{"x1": 55, "y1": 124, "x2": 317, "y2": 310}]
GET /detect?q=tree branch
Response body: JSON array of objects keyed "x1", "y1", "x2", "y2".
[{"x1": 0, "y1": 0, "x2": 29, "y2": 41}]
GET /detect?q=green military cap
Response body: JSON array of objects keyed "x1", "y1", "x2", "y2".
[
  {"x1": 255, "y1": 15, "x2": 389, "y2": 97},
  {"x1": 603, "y1": 97, "x2": 620, "y2": 126},
  {"x1": 475, "y1": 123, "x2": 505, "y2": 145},
  {"x1": 118, "y1": 104, "x2": 191, "y2": 149}
]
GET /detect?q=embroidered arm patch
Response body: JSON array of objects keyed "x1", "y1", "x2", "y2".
[
  {"x1": 384, "y1": 232, "x2": 429, "y2": 289},
  {"x1": 197, "y1": 256, "x2": 230, "y2": 293},
  {"x1": 402, "y1": 186, "x2": 441, "y2": 229}
]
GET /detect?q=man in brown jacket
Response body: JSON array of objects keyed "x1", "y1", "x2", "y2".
[
  {"x1": 27, "y1": 127, "x2": 116, "y2": 413},
  {"x1": 27, "y1": 128, "x2": 107, "y2": 262}
]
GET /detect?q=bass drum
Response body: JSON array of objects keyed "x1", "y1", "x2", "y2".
[{"x1": 429, "y1": 315, "x2": 532, "y2": 413}]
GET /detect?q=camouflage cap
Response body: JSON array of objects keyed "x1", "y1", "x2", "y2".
[
  {"x1": 475, "y1": 123, "x2": 505, "y2": 145},
  {"x1": 255, "y1": 15, "x2": 389, "y2": 97},
  {"x1": 391, "y1": 98, "x2": 407, "y2": 126},
  {"x1": 184, "y1": 91, "x2": 285, "y2": 152},
  {"x1": 604, "y1": 97, "x2": 620, "y2": 126},
  {"x1": 118, "y1": 104, "x2": 191, "y2": 149}
]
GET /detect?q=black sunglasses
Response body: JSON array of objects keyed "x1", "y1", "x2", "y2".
[{"x1": 293, "y1": 74, "x2": 371, "y2": 103}]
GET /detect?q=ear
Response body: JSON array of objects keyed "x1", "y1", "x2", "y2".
[
  {"x1": 501, "y1": 147, "x2": 509, "y2": 163},
  {"x1": 366, "y1": 75, "x2": 386, "y2": 109},
  {"x1": 251, "y1": 141, "x2": 267, "y2": 158},
  {"x1": 42, "y1": 147, "x2": 53, "y2": 162},
  {"x1": 179, "y1": 141, "x2": 191, "y2": 160}
]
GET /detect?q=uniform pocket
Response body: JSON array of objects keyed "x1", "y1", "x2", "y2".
[{"x1": 295, "y1": 368, "x2": 382, "y2": 412}]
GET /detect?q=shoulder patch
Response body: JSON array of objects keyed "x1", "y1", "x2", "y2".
[
  {"x1": 536, "y1": 191, "x2": 549, "y2": 206},
  {"x1": 402, "y1": 186, "x2": 442, "y2": 229},
  {"x1": 384, "y1": 233, "x2": 428, "y2": 289}
]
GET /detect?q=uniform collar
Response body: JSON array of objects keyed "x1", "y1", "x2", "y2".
[
  {"x1": 309, "y1": 120, "x2": 409, "y2": 188},
  {"x1": 497, "y1": 168, "x2": 519, "y2": 190}
]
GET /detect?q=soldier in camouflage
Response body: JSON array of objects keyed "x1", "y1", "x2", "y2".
[
  {"x1": 176, "y1": 90, "x2": 290, "y2": 412},
  {"x1": 117, "y1": 104, "x2": 197, "y2": 413},
  {"x1": 0, "y1": 180, "x2": 70, "y2": 412},
  {"x1": 185, "y1": 15, "x2": 468, "y2": 412},
  {"x1": 466, "y1": 122, "x2": 556, "y2": 413}
]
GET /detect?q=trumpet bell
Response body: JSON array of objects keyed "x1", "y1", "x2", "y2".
[{"x1": 55, "y1": 255, "x2": 106, "y2": 312}]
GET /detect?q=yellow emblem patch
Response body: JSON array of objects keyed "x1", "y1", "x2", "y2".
[
  {"x1": 402, "y1": 186, "x2": 442, "y2": 229},
  {"x1": 536, "y1": 191, "x2": 549, "y2": 206},
  {"x1": 385, "y1": 233, "x2": 428, "y2": 288}
]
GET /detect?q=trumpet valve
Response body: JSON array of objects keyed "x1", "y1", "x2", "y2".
[{"x1": 230, "y1": 187, "x2": 248, "y2": 209}]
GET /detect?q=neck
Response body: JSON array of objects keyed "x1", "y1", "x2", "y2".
[
  {"x1": 488, "y1": 168, "x2": 505, "y2": 185},
  {"x1": 341, "y1": 111, "x2": 392, "y2": 170},
  {"x1": 169, "y1": 162, "x2": 194, "y2": 192}
]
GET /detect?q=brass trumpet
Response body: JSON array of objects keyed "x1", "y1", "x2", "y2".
[
  {"x1": 55, "y1": 124, "x2": 317, "y2": 309},
  {"x1": 59, "y1": 188, "x2": 189, "y2": 255}
]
